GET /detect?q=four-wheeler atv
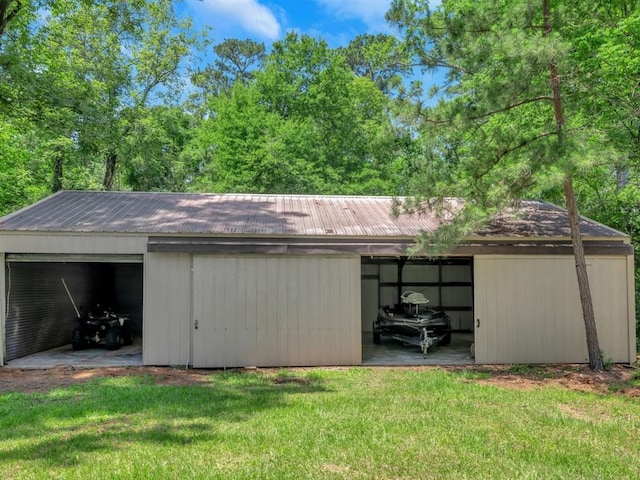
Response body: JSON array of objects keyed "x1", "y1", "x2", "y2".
[{"x1": 71, "y1": 305, "x2": 134, "y2": 351}]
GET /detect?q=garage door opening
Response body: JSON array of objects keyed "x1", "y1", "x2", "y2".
[
  {"x1": 361, "y1": 256, "x2": 475, "y2": 365},
  {"x1": 4, "y1": 255, "x2": 143, "y2": 366}
]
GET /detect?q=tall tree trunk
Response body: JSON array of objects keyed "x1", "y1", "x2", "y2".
[
  {"x1": 544, "y1": 0, "x2": 604, "y2": 371},
  {"x1": 103, "y1": 151, "x2": 117, "y2": 190},
  {"x1": 52, "y1": 146, "x2": 64, "y2": 192},
  {"x1": 563, "y1": 175, "x2": 604, "y2": 370}
]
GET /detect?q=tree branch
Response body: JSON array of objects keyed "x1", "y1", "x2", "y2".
[{"x1": 0, "y1": 0, "x2": 21, "y2": 41}]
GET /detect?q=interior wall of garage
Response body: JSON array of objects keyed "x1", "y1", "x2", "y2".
[
  {"x1": 191, "y1": 255, "x2": 361, "y2": 368},
  {"x1": 474, "y1": 255, "x2": 635, "y2": 364},
  {"x1": 4, "y1": 262, "x2": 93, "y2": 361},
  {"x1": 112, "y1": 264, "x2": 143, "y2": 334}
]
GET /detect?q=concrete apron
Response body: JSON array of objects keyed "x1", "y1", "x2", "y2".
[{"x1": 5, "y1": 341, "x2": 142, "y2": 369}]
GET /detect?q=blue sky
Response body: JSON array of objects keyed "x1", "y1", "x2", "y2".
[{"x1": 181, "y1": 0, "x2": 396, "y2": 48}]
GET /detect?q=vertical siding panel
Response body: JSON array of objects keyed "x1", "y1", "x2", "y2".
[
  {"x1": 270, "y1": 256, "x2": 284, "y2": 365},
  {"x1": 472, "y1": 257, "x2": 485, "y2": 363},
  {"x1": 263, "y1": 256, "x2": 278, "y2": 366},
  {"x1": 500, "y1": 262, "x2": 515, "y2": 362},
  {"x1": 590, "y1": 257, "x2": 631, "y2": 363},
  {"x1": 327, "y1": 258, "x2": 339, "y2": 364},
  {"x1": 249, "y1": 257, "x2": 261, "y2": 365},
  {"x1": 210, "y1": 256, "x2": 224, "y2": 367},
  {"x1": 202, "y1": 256, "x2": 215, "y2": 368},
  {"x1": 320, "y1": 258, "x2": 334, "y2": 365},
  {"x1": 276, "y1": 258, "x2": 290, "y2": 365},
  {"x1": 144, "y1": 253, "x2": 190, "y2": 366},
  {"x1": 286, "y1": 258, "x2": 300, "y2": 365},
  {"x1": 349, "y1": 257, "x2": 362, "y2": 364},
  {"x1": 344, "y1": 257, "x2": 357, "y2": 364},
  {"x1": 234, "y1": 257, "x2": 246, "y2": 367},
  {"x1": 225, "y1": 257, "x2": 235, "y2": 367},
  {"x1": 300, "y1": 256, "x2": 312, "y2": 364},
  {"x1": 318, "y1": 257, "x2": 330, "y2": 365},
  {"x1": 509, "y1": 260, "x2": 524, "y2": 362},
  {"x1": 300, "y1": 257, "x2": 314, "y2": 364},
  {"x1": 295, "y1": 257, "x2": 309, "y2": 364},
  {"x1": 627, "y1": 254, "x2": 636, "y2": 363}
]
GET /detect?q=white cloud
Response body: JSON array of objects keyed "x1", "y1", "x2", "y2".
[
  {"x1": 315, "y1": 0, "x2": 441, "y2": 32},
  {"x1": 315, "y1": 0, "x2": 392, "y2": 30},
  {"x1": 197, "y1": 0, "x2": 282, "y2": 40}
]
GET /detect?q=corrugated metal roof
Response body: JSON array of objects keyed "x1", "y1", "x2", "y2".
[{"x1": 0, "y1": 190, "x2": 627, "y2": 239}]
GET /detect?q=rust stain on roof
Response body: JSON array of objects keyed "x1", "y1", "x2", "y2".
[{"x1": 0, "y1": 191, "x2": 627, "y2": 239}]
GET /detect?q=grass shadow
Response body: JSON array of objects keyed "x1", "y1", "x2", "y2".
[{"x1": 0, "y1": 370, "x2": 326, "y2": 468}]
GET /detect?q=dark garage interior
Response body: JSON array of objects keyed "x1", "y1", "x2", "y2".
[
  {"x1": 361, "y1": 256, "x2": 475, "y2": 365},
  {"x1": 4, "y1": 258, "x2": 143, "y2": 362}
]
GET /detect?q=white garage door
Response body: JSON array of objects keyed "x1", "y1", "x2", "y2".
[
  {"x1": 474, "y1": 255, "x2": 634, "y2": 364},
  {"x1": 192, "y1": 255, "x2": 361, "y2": 368}
]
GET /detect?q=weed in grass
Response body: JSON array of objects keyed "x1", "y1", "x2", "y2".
[
  {"x1": 453, "y1": 370, "x2": 491, "y2": 381},
  {"x1": 608, "y1": 369, "x2": 640, "y2": 393},
  {"x1": 601, "y1": 351, "x2": 615, "y2": 370},
  {"x1": 507, "y1": 363, "x2": 543, "y2": 375}
]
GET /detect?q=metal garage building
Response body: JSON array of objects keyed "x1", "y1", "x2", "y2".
[{"x1": 0, "y1": 191, "x2": 635, "y2": 367}]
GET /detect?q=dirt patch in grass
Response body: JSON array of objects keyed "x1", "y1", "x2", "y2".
[
  {"x1": 0, "y1": 363, "x2": 638, "y2": 397},
  {"x1": 444, "y1": 363, "x2": 640, "y2": 397},
  {"x1": 0, "y1": 366, "x2": 213, "y2": 394}
]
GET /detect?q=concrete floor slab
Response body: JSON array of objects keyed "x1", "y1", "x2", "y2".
[
  {"x1": 5, "y1": 341, "x2": 142, "y2": 369},
  {"x1": 5, "y1": 333, "x2": 473, "y2": 369},
  {"x1": 362, "y1": 332, "x2": 475, "y2": 365}
]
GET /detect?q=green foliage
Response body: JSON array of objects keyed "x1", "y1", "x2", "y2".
[
  {"x1": 341, "y1": 33, "x2": 411, "y2": 94},
  {"x1": 0, "y1": 121, "x2": 49, "y2": 215},
  {"x1": 0, "y1": 0, "x2": 204, "y2": 198},
  {"x1": 189, "y1": 38, "x2": 265, "y2": 105},
  {"x1": 121, "y1": 106, "x2": 197, "y2": 192},
  {"x1": 188, "y1": 33, "x2": 413, "y2": 195},
  {"x1": 387, "y1": 0, "x2": 639, "y2": 254},
  {"x1": 2, "y1": 7, "x2": 414, "y2": 201},
  {"x1": 189, "y1": 82, "x2": 317, "y2": 193}
]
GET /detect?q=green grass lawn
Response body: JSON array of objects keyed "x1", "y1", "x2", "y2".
[{"x1": 1, "y1": 367, "x2": 639, "y2": 479}]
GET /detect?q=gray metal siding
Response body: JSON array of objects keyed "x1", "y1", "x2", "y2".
[
  {"x1": 0, "y1": 233, "x2": 147, "y2": 255},
  {"x1": 4, "y1": 262, "x2": 91, "y2": 361}
]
